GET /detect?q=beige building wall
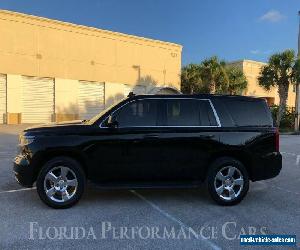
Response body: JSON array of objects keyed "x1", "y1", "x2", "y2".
[
  {"x1": 104, "y1": 82, "x2": 126, "y2": 108},
  {"x1": 6, "y1": 74, "x2": 22, "y2": 124},
  {"x1": 55, "y1": 78, "x2": 79, "y2": 121},
  {"x1": 0, "y1": 10, "x2": 182, "y2": 123},
  {"x1": 229, "y1": 60, "x2": 296, "y2": 107}
]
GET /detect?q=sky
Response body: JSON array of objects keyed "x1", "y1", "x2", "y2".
[{"x1": 0, "y1": 0, "x2": 299, "y2": 65}]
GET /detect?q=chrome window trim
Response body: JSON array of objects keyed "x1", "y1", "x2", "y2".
[{"x1": 99, "y1": 97, "x2": 222, "y2": 128}]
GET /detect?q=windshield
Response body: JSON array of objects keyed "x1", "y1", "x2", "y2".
[{"x1": 86, "y1": 98, "x2": 127, "y2": 125}]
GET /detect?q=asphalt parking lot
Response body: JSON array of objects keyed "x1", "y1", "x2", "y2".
[{"x1": 0, "y1": 125, "x2": 299, "y2": 250}]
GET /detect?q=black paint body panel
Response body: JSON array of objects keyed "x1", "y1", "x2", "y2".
[{"x1": 13, "y1": 94, "x2": 282, "y2": 187}]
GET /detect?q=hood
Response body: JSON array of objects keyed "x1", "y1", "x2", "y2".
[{"x1": 23, "y1": 120, "x2": 89, "y2": 134}]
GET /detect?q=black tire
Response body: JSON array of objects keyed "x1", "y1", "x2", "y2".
[
  {"x1": 206, "y1": 157, "x2": 249, "y2": 206},
  {"x1": 36, "y1": 156, "x2": 86, "y2": 209}
]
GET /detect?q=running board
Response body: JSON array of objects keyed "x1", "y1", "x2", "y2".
[{"x1": 89, "y1": 181, "x2": 203, "y2": 190}]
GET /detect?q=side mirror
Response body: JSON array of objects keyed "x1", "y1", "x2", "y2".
[{"x1": 107, "y1": 115, "x2": 119, "y2": 128}]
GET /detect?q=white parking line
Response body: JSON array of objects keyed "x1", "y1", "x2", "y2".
[
  {"x1": 281, "y1": 152, "x2": 298, "y2": 156},
  {"x1": 268, "y1": 184, "x2": 300, "y2": 196},
  {"x1": 281, "y1": 151, "x2": 300, "y2": 166},
  {"x1": 130, "y1": 190, "x2": 221, "y2": 250},
  {"x1": 0, "y1": 187, "x2": 36, "y2": 194}
]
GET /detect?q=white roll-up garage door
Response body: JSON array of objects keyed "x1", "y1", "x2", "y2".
[
  {"x1": 21, "y1": 76, "x2": 54, "y2": 123},
  {"x1": 78, "y1": 81, "x2": 105, "y2": 120},
  {"x1": 124, "y1": 84, "x2": 146, "y2": 97},
  {"x1": 0, "y1": 74, "x2": 6, "y2": 124}
]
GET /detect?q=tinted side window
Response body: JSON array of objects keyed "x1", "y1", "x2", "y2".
[
  {"x1": 199, "y1": 101, "x2": 218, "y2": 126},
  {"x1": 222, "y1": 99, "x2": 273, "y2": 126},
  {"x1": 165, "y1": 99, "x2": 218, "y2": 126},
  {"x1": 114, "y1": 99, "x2": 157, "y2": 127}
]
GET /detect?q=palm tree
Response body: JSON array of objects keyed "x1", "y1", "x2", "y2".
[
  {"x1": 258, "y1": 49, "x2": 300, "y2": 126},
  {"x1": 181, "y1": 64, "x2": 204, "y2": 94},
  {"x1": 181, "y1": 59, "x2": 248, "y2": 95},
  {"x1": 226, "y1": 67, "x2": 248, "y2": 95},
  {"x1": 201, "y1": 56, "x2": 229, "y2": 94}
]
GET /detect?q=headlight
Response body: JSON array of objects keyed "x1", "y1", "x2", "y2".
[{"x1": 19, "y1": 135, "x2": 35, "y2": 145}]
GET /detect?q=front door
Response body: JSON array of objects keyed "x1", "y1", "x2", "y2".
[{"x1": 89, "y1": 98, "x2": 163, "y2": 183}]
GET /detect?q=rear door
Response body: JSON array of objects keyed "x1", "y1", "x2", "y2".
[{"x1": 158, "y1": 98, "x2": 221, "y2": 182}]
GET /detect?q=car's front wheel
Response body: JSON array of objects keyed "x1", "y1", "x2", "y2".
[
  {"x1": 207, "y1": 157, "x2": 249, "y2": 206},
  {"x1": 36, "y1": 157, "x2": 86, "y2": 209}
]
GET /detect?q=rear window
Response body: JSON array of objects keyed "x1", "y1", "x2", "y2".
[{"x1": 222, "y1": 99, "x2": 273, "y2": 127}]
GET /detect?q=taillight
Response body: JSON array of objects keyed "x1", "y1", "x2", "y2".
[{"x1": 275, "y1": 128, "x2": 279, "y2": 152}]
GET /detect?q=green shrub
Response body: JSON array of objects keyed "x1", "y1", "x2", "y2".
[{"x1": 270, "y1": 105, "x2": 295, "y2": 129}]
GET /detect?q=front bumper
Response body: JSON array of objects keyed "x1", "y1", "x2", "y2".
[{"x1": 13, "y1": 154, "x2": 34, "y2": 187}]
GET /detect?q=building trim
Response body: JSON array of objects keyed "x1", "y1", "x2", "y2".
[
  {"x1": 228, "y1": 59, "x2": 267, "y2": 67},
  {"x1": 0, "y1": 9, "x2": 182, "y2": 51}
]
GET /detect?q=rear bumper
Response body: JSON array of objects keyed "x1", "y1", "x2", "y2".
[
  {"x1": 252, "y1": 152, "x2": 282, "y2": 181},
  {"x1": 13, "y1": 154, "x2": 34, "y2": 187}
]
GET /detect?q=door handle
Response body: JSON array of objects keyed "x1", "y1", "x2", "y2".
[{"x1": 144, "y1": 134, "x2": 159, "y2": 139}]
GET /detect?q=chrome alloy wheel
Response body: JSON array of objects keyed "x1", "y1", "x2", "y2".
[
  {"x1": 43, "y1": 166, "x2": 78, "y2": 203},
  {"x1": 214, "y1": 166, "x2": 244, "y2": 201}
]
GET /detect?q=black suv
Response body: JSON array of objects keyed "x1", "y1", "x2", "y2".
[{"x1": 14, "y1": 94, "x2": 282, "y2": 208}]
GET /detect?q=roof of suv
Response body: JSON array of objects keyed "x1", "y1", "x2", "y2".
[{"x1": 129, "y1": 94, "x2": 266, "y2": 102}]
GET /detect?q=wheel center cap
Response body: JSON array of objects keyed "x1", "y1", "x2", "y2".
[
  {"x1": 58, "y1": 180, "x2": 65, "y2": 189},
  {"x1": 224, "y1": 178, "x2": 232, "y2": 187}
]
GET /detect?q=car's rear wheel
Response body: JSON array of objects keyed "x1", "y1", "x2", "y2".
[
  {"x1": 207, "y1": 157, "x2": 249, "y2": 206},
  {"x1": 36, "y1": 157, "x2": 86, "y2": 209}
]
